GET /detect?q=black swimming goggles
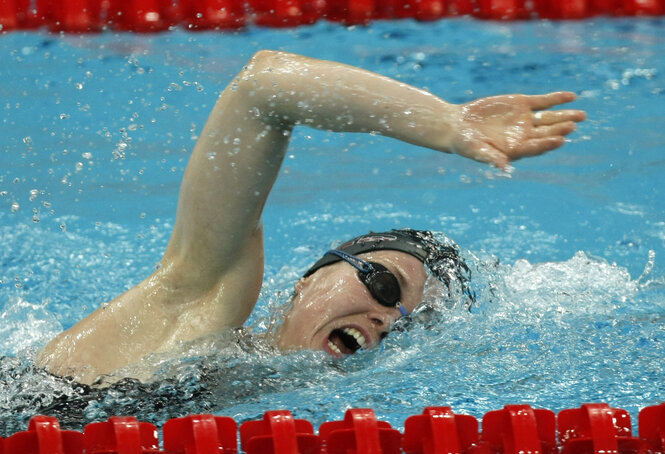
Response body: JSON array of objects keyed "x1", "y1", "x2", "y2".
[{"x1": 325, "y1": 249, "x2": 409, "y2": 317}]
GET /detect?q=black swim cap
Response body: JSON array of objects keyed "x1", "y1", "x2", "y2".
[
  {"x1": 304, "y1": 230, "x2": 429, "y2": 277},
  {"x1": 304, "y1": 229, "x2": 471, "y2": 293}
]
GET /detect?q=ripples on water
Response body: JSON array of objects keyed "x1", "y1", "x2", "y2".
[
  {"x1": 1, "y1": 19, "x2": 665, "y2": 435},
  {"x1": 2, "y1": 225, "x2": 663, "y2": 433}
]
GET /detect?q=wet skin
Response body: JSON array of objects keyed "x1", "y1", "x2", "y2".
[
  {"x1": 275, "y1": 251, "x2": 428, "y2": 357},
  {"x1": 36, "y1": 51, "x2": 586, "y2": 385}
]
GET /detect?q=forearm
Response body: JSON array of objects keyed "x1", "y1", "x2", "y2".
[{"x1": 242, "y1": 50, "x2": 460, "y2": 152}]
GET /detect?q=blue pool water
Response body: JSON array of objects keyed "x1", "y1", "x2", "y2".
[{"x1": 1, "y1": 18, "x2": 664, "y2": 433}]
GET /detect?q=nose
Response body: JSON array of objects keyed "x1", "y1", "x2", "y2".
[
  {"x1": 368, "y1": 313, "x2": 393, "y2": 343},
  {"x1": 369, "y1": 311, "x2": 393, "y2": 328},
  {"x1": 370, "y1": 316, "x2": 385, "y2": 327}
]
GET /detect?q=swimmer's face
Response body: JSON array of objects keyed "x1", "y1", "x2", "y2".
[{"x1": 275, "y1": 250, "x2": 428, "y2": 357}]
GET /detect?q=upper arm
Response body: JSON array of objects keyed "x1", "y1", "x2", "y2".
[{"x1": 162, "y1": 51, "x2": 292, "y2": 292}]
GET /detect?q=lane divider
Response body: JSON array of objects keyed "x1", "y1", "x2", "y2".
[
  {"x1": 1, "y1": 0, "x2": 664, "y2": 32},
  {"x1": 2, "y1": 402, "x2": 664, "y2": 454}
]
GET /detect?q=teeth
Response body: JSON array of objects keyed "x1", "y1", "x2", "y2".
[
  {"x1": 343, "y1": 327, "x2": 367, "y2": 349},
  {"x1": 328, "y1": 340, "x2": 342, "y2": 355}
]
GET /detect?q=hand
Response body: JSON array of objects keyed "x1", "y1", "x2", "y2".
[{"x1": 450, "y1": 92, "x2": 586, "y2": 169}]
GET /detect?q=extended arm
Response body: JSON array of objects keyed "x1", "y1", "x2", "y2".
[
  {"x1": 37, "y1": 50, "x2": 584, "y2": 384},
  {"x1": 165, "y1": 50, "x2": 584, "y2": 288}
]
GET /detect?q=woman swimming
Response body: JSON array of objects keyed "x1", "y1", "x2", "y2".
[{"x1": 35, "y1": 50, "x2": 586, "y2": 385}]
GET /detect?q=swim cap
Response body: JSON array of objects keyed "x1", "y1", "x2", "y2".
[
  {"x1": 304, "y1": 230, "x2": 429, "y2": 277},
  {"x1": 305, "y1": 229, "x2": 448, "y2": 276},
  {"x1": 305, "y1": 229, "x2": 475, "y2": 311}
]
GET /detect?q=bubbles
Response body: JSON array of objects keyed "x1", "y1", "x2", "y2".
[
  {"x1": 0, "y1": 298, "x2": 61, "y2": 355},
  {"x1": 112, "y1": 141, "x2": 127, "y2": 160},
  {"x1": 500, "y1": 252, "x2": 637, "y2": 317},
  {"x1": 1, "y1": 19, "x2": 664, "y2": 431}
]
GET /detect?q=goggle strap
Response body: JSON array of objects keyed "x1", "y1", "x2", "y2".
[
  {"x1": 397, "y1": 303, "x2": 409, "y2": 317},
  {"x1": 325, "y1": 249, "x2": 373, "y2": 274}
]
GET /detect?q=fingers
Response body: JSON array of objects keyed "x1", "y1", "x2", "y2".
[
  {"x1": 480, "y1": 135, "x2": 565, "y2": 168},
  {"x1": 527, "y1": 91, "x2": 578, "y2": 110},
  {"x1": 534, "y1": 109, "x2": 587, "y2": 126},
  {"x1": 512, "y1": 136, "x2": 566, "y2": 159},
  {"x1": 470, "y1": 135, "x2": 566, "y2": 169},
  {"x1": 532, "y1": 121, "x2": 578, "y2": 138}
]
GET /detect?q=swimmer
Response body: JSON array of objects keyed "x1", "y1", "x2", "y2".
[{"x1": 36, "y1": 50, "x2": 586, "y2": 385}]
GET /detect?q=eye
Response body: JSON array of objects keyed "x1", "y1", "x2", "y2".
[{"x1": 371, "y1": 272, "x2": 401, "y2": 305}]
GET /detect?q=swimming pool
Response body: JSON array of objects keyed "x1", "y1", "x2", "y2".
[{"x1": 1, "y1": 18, "x2": 664, "y2": 434}]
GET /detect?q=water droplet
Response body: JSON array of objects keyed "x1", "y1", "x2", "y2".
[
  {"x1": 29, "y1": 189, "x2": 39, "y2": 201},
  {"x1": 11, "y1": 202, "x2": 20, "y2": 212},
  {"x1": 113, "y1": 142, "x2": 128, "y2": 160},
  {"x1": 207, "y1": 152, "x2": 216, "y2": 160}
]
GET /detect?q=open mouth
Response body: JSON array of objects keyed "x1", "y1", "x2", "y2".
[{"x1": 327, "y1": 327, "x2": 368, "y2": 356}]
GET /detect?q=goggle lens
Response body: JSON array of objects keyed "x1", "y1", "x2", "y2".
[{"x1": 359, "y1": 263, "x2": 401, "y2": 308}]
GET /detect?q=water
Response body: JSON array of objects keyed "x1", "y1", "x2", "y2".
[{"x1": 1, "y1": 18, "x2": 664, "y2": 434}]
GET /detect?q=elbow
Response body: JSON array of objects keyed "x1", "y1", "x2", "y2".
[
  {"x1": 233, "y1": 50, "x2": 282, "y2": 95},
  {"x1": 235, "y1": 50, "x2": 298, "y2": 127},
  {"x1": 244, "y1": 49, "x2": 286, "y2": 76},
  {"x1": 248, "y1": 49, "x2": 281, "y2": 65}
]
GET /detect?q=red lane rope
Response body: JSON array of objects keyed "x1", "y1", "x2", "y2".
[
  {"x1": 2, "y1": 403, "x2": 665, "y2": 453},
  {"x1": 1, "y1": 0, "x2": 664, "y2": 32}
]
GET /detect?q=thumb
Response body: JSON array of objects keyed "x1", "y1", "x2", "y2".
[{"x1": 466, "y1": 141, "x2": 510, "y2": 169}]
